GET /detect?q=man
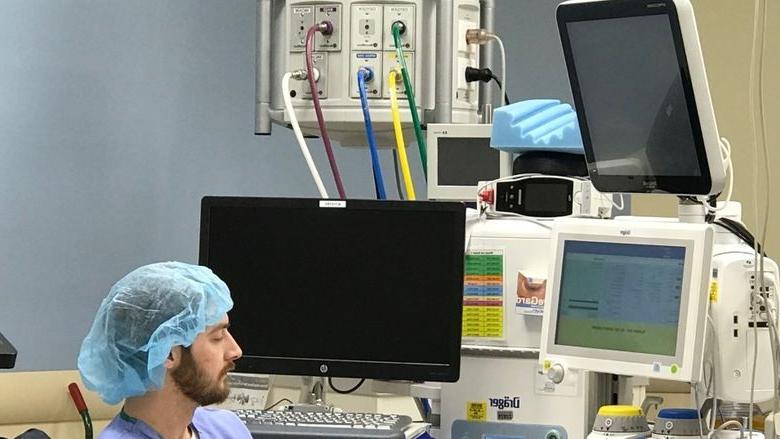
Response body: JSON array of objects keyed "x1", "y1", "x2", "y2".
[{"x1": 78, "y1": 261, "x2": 252, "y2": 439}]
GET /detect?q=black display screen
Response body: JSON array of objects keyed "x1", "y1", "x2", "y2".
[
  {"x1": 199, "y1": 197, "x2": 465, "y2": 382},
  {"x1": 557, "y1": 0, "x2": 713, "y2": 194},
  {"x1": 522, "y1": 181, "x2": 572, "y2": 215},
  {"x1": 438, "y1": 137, "x2": 501, "y2": 186}
]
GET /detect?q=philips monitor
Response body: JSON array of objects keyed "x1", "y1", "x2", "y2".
[
  {"x1": 540, "y1": 218, "x2": 713, "y2": 382},
  {"x1": 557, "y1": 0, "x2": 726, "y2": 195},
  {"x1": 427, "y1": 124, "x2": 513, "y2": 201},
  {"x1": 199, "y1": 197, "x2": 466, "y2": 382}
]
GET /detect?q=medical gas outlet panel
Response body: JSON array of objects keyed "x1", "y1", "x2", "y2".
[{"x1": 261, "y1": 0, "x2": 481, "y2": 146}]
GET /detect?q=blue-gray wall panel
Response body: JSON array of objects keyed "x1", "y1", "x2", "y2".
[{"x1": 0, "y1": 0, "x2": 571, "y2": 371}]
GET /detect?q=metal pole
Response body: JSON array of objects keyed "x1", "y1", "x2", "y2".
[
  {"x1": 433, "y1": 0, "x2": 454, "y2": 123},
  {"x1": 479, "y1": 0, "x2": 496, "y2": 122},
  {"x1": 255, "y1": 0, "x2": 272, "y2": 135}
]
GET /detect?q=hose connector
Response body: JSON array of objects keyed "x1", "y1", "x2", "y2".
[
  {"x1": 465, "y1": 66, "x2": 494, "y2": 84},
  {"x1": 391, "y1": 68, "x2": 403, "y2": 83},
  {"x1": 291, "y1": 68, "x2": 320, "y2": 82},
  {"x1": 317, "y1": 21, "x2": 334, "y2": 35},
  {"x1": 465, "y1": 28, "x2": 492, "y2": 45},
  {"x1": 358, "y1": 67, "x2": 374, "y2": 83}
]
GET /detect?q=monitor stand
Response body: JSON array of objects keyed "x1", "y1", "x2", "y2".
[
  {"x1": 678, "y1": 197, "x2": 742, "y2": 225},
  {"x1": 286, "y1": 376, "x2": 331, "y2": 412}
]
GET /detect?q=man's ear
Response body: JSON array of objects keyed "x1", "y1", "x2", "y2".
[{"x1": 165, "y1": 345, "x2": 182, "y2": 370}]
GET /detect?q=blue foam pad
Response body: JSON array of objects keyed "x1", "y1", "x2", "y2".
[{"x1": 491, "y1": 99, "x2": 584, "y2": 153}]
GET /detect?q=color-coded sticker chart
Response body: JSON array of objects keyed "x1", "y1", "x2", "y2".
[{"x1": 463, "y1": 250, "x2": 504, "y2": 338}]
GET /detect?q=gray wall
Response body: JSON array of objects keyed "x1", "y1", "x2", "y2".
[{"x1": 0, "y1": 0, "x2": 572, "y2": 371}]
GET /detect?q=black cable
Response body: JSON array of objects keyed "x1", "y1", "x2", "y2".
[
  {"x1": 328, "y1": 377, "x2": 365, "y2": 394},
  {"x1": 490, "y1": 76, "x2": 511, "y2": 106},
  {"x1": 80, "y1": 411, "x2": 93, "y2": 439},
  {"x1": 392, "y1": 149, "x2": 405, "y2": 200},
  {"x1": 715, "y1": 217, "x2": 767, "y2": 256},
  {"x1": 264, "y1": 398, "x2": 294, "y2": 410},
  {"x1": 464, "y1": 66, "x2": 510, "y2": 105}
]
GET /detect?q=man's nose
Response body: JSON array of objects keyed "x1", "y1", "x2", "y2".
[{"x1": 226, "y1": 331, "x2": 242, "y2": 361}]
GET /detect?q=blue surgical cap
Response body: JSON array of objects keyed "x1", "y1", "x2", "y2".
[{"x1": 77, "y1": 261, "x2": 233, "y2": 405}]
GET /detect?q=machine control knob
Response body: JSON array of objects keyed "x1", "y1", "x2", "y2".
[
  {"x1": 652, "y1": 408, "x2": 707, "y2": 436},
  {"x1": 588, "y1": 405, "x2": 650, "y2": 438},
  {"x1": 547, "y1": 363, "x2": 565, "y2": 384}
]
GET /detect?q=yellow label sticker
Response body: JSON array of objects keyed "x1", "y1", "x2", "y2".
[
  {"x1": 466, "y1": 401, "x2": 488, "y2": 422},
  {"x1": 709, "y1": 281, "x2": 719, "y2": 303},
  {"x1": 543, "y1": 359, "x2": 552, "y2": 371}
]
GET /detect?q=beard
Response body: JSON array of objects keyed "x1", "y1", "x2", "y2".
[{"x1": 171, "y1": 348, "x2": 233, "y2": 406}]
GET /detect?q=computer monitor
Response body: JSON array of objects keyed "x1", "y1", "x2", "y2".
[
  {"x1": 427, "y1": 124, "x2": 513, "y2": 201},
  {"x1": 540, "y1": 218, "x2": 713, "y2": 382},
  {"x1": 199, "y1": 197, "x2": 466, "y2": 382},
  {"x1": 557, "y1": 0, "x2": 726, "y2": 195}
]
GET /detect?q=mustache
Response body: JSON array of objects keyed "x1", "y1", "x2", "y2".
[{"x1": 222, "y1": 363, "x2": 235, "y2": 375}]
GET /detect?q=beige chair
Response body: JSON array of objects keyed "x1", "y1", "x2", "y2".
[{"x1": 0, "y1": 371, "x2": 120, "y2": 439}]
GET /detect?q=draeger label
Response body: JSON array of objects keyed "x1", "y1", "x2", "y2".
[
  {"x1": 292, "y1": 7, "x2": 312, "y2": 14},
  {"x1": 356, "y1": 53, "x2": 378, "y2": 59},
  {"x1": 489, "y1": 396, "x2": 521, "y2": 410}
]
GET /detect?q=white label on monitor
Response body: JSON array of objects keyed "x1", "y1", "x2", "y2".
[{"x1": 319, "y1": 200, "x2": 346, "y2": 208}]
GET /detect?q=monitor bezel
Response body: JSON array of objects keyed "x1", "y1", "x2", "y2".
[
  {"x1": 540, "y1": 218, "x2": 713, "y2": 382},
  {"x1": 199, "y1": 196, "x2": 466, "y2": 382},
  {"x1": 426, "y1": 123, "x2": 513, "y2": 202},
  {"x1": 556, "y1": 0, "x2": 725, "y2": 196}
]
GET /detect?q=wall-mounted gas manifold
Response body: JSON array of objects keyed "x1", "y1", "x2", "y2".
[{"x1": 256, "y1": 0, "x2": 492, "y2": 147}]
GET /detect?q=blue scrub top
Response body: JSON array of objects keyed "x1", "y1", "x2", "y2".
[{"x1": 99, "y1": 407, "x2": 251, "y2": 439}]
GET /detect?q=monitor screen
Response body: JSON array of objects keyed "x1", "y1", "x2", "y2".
[
  {"x1": 555, "y1": 240, "x2": 685, "y2": 356},
  {"x1": 540, "y1": 219, "x2": 713, "y2": 382},
  {"x1": 199, "y1": 197, "x2": 466, "y2": 382},
  {"x1": 437, "y1": 137, "x2": 501, "y2": 186},
  {"x1": 557, "y1": 0, "x2": 723, "y2": 195},
  {"x1": 427, "y1": 124, "x2": 511, "y2": 201}
]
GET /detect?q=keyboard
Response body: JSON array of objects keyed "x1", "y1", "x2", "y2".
[{"x1": 235, "y1": 409, "x2": 412, "y2": 439}]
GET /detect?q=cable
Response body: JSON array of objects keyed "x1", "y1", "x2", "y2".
[
  {"x1": 703, "y1": 137, "x2": 734, "y2": 213},
  {"x1": 716, "y1": 420, "x2": 744, "y2": 432},
  {"x1": 264, "y1": 398, "x2": 294, "y2": 411},
  {"x1": 282, "y1": 71, "x2": 329, "y2": 198},
  {"x1": 464, "y1": 30, "x2": 507, "y2": 108},
  {"x1": 748, "y1": 0, "x2": 770, "y2": 430},
  {"x1": 357, "y1": 68, "x2": 386, "y2": 200},
  {"x1": 487, "y1": 33, "x2": 506, "y2": 108},
  {"x1": 692, "y1": 383, "x2": 705, "y2": 439},
  {"x1": 601, "y1": 193, "x2": 624, "y2": 211},
  {"x1": 714, "y1": 218, "x2": 766, "y2": 256},
  {"x1": 391, "y1": 22, "x2": 427, "y2": 180},
  {"x1": 759, "y1": 292, "x2": 780, "y2": 420},
  {"x1": 328, "y1": 377, "x2": 365, "y2": 394},
  {"x1": 706, "y1": 314, "x2": 719, "y2": 437},
  {"x1": 68, "y1": 383, "x2": 93, "y2": 439},
  {"x1": 490, "y1": 76, "x2": 511, "y2": 106},
  {"x1": 465, "y1": 67, "x2": 511, "y2": 105},
  {"x1": 392, "y1": 149, "x2": 405, "y2": 200},
  {"x1": 305, "y1": 23, "x2": 346, "y2": 199},
  {"x1": 757, "y1": 0, "x2": 775, "y2": 417},
  {"x1": 389, "y1": 69, "x2": 416, "y2": 200}
]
